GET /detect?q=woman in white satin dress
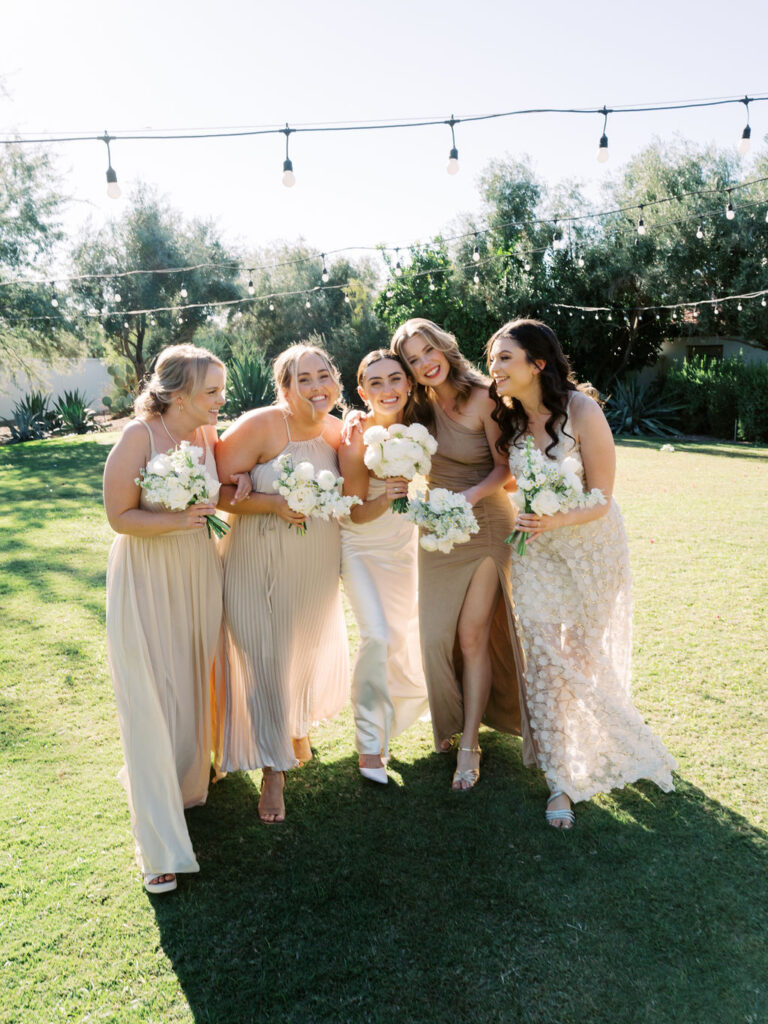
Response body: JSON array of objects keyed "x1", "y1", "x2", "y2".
[{"x1": 339, "y1": 351, "x2": 429, "y2": 784}]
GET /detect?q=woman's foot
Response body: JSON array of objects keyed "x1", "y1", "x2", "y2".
[
  {"x1": 545, "y1": 791, "x2": 575, "y2": 829},
  {"x1": 452, "y1": 746, "x2": 481, "y2": 791},
  {"x1": 143, "y1": 872, "x2": 177, "y2": 894},
  {"x1": 359, "y1": 753, "x2": 387, "y2": 785},
  {"x1": 292, "y1": 736, "x2": 313, "y2": 765},
  {"x1": 259, "y1": 768, "x2": 286, "y2": 824},
  {"x1": 438, "y1": 735, "x2": 457, "y2": 753}
]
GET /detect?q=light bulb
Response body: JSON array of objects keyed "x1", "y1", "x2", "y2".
[
  {"x1": 394, "y1": 262, "x2": 403, "y2": 278},
  {"x1": 737, "y1": 302, "x2": 743, "y2": 311},
  {"x1": 524, "y1": 261, "x2": 531, "y2": 272},
  {"x1": 726, "y1": 202, "x2": 735, "y2": 220},
  {"x1": 738, "y1": 125, "x2": 751, "y2": 154},
  {"x1": 472, "y1": 245, "x2": 480, "y2": 263},
  {"x1": 123, "y1": 320, "x2": 129, "y2": 328},
  {"x1": 150, "y1": 317, "x2": 156, "y2": 326},
  {"x1": 269, "y1": 302, "x2": 275, "y2": 311},
  {"x1": 429, "y1": 278, "x2": 435, "y2": 291},
  {"x1": 386, "y1": 289, "x2": 394, "y2": 298},
  {"x1": 178, "y1": 316, "x2": 184, "y2": 324},
  {"x1": 577, "y1": 256, "x2": 585, "y2": 268},
  {"x1": 305, "y1": 299, "x2": 311, "y2": 309},
  {"x1": 473, "y1": 272, "x2": 480, "y2": 285},
  {"x1": 180, "y1": 285, "x2": 188, "y2": 299},
  {"x1": 114, "y1": 292, "x2": 121, "y2": 303},
  {"x1": 248, "y1": 278, "x2": 255, "y2": 295},
  {"x1": 764, "y1": 210, "x2": 768, "y2": 223},
  {"x1": 637, "y1": 217, "x2": 646, "y2": 236},
  {"x1": 594, "y1": 313, "x2": 599, "y2": 320},
  {"x1": 446, "y1": 147, "x2": 459, "y2": 175},
  {"x1": 596, "y1": 134, "x2": 609, "y2": 163},
  {"x1": 696, "y1": 224, "x2": 704, "y2": 239},
  {"x1": 282, "y1": 158, "x2": 295, "y2": 188},
  {"x1": 761, "y1": 297, "x2": 767, "y2": 307},
  {"x1": 51, "y1": 296, "x2": 59, "y2": 308},
  {"x1": 608, "y1": 314, "x2": 613, "y2": 321},
  {"x1": 344, "y1": 292, "x2": 350, "y2": 304},
  {"x1": 322, "y1": 269, "x2": 329, "y2": 283},
  {"x1": 106, "y1": 166, "x2": 121, "y2": 199}
]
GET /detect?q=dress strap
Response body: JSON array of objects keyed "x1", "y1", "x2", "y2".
[
  {"x1": 280, "y1": 407, "x2": 292, "y2": 444},
  {"x1": 137, "y1": 418, "x2": 156, "y2": 456}
]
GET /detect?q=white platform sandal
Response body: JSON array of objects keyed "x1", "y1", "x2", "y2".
[{"x1": 545, "y1": 791, "x2": 575, "y2": 829}]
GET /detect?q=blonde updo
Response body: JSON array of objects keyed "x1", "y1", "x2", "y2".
[
  {"x1": 133, "y1": 344, "x2": 225, "y2": 420},
  {"x1": 273, "y1": 343, "x2": 344, "y2": 419}
]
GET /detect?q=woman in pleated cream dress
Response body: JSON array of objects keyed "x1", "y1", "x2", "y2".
[
  {"x1": 487, "y1": 319, "x2": 676, "y2": 828},
  {"x1": 214, "y1": 344, "x2": 349, "y2": 824},
  {"x1": 390, "y1": 319, "x2": 530, "y2": 791},
  {"x1": 104, "y1": 344, "x2": 232, "y2": 895},
  {"x1": 338, "y1": 350, "x2": 429, "y2": 785}
]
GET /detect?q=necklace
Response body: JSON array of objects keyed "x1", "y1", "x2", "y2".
[{"x1": 160, "y1": 414, "x2": 196, "y2": 448}]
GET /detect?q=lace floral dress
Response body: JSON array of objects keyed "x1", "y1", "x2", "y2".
[{"x1": 507, "y1": 411, "x2": 676, "y2": 804}]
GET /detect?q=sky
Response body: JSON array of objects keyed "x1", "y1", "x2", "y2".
[{"x1": 2, "y1": 0, "x2": 768, "y2": 268}]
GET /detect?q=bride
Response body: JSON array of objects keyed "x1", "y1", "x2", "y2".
[{"x1": 487, "y1": 318, "x2": 676, "y2": 829}]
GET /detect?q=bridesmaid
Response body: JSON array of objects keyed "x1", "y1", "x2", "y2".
[
  {"x1": 338, "y1": 350, "x2": 429, "y2": 784},
  {"x1": 104, "y1": 344, "x2": 227, "y2": 894},
  {"x1": 487, "y1": 319, "x2": 676, "y2": 827},
  {"x1": 214, "y1": 344, "x2": 350, "y2": 824},
  {"x1": 390, "y1": 318, "x2": 531, "y2": 790}
]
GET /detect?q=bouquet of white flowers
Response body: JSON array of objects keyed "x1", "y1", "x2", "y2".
[
  {"x1": 507, "y1": 435, "x2": 606, "y2": 555},
  {"x1": 405, "y1": 487, "x2": 479, "y2": 553},
  {"x1": 136, "y1": 440, "x2": 230, "y2": 539},
  {"x1": 363, "y1": 422, "x2": 438, "y2": 512},
  {"x1": 273, "y1": 454, "x2": 360, "y2": 534}
]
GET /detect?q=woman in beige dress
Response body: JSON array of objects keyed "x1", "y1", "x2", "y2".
[
  {"x1": 104, "y1": 344, "x2": 230, "y2": 895},
  {"x1": 214, "y1": 344, "x2": 349, "y2": 824},
  {"x1": 390, "y1": 319, "x2": 530, "y2": 791},
  {"x1": 338, "y1": 350, "x2": 429, "y2": 785}
]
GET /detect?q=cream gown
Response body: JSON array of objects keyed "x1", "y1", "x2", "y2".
[
  {"x1": 106, "y1": 420, "x2": 223, "y2": 876},
  {"x1": 215, "y1": 415, "x2": 349, "y2": 773},
  {"x1": 507, "y1": 404, "x2": 676, "y2": 803},
  {"x1": 418, "y1": 403, "x2": 532, "y2": 757},
  {"x1": 340, "y1": 477, "x2": 429, "y2": 756}
]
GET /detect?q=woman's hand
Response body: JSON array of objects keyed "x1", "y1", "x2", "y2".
[
  {"x1": 514, "y1": 511, "x2": 561, "y2": 543},
  {"x1": 383, "y1": 476, "x2": 409, "y2": 502},
  {"x1": 270, "y1": 494, "x2": 307, "y2": 529},
  {"x1": 230, "y1": 472, "x2": 253, "y2": 503},
  {"x1": 177, "y1": 502, "x2": 218, "y2": 531},
  {"x1": 340, "y1": 409, "x2": 366, "y2": 445}
]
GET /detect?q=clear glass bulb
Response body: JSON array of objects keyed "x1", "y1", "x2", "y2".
[
  {"x1": 282, "y1": 169, "x2": 296, "y2": 188},
  {"x1": 305, "y1": 299, "x2": 311, "y2": 309},
  {"x1": 180, "y1": 287, "x2": 188, "y2": 299},
  {"x1": 51, "y1": 297, "x2": 58, "y2": 308},
  {"x1": 696, "y1": 225, "x2": 704, "y2": 239},
  {"x1": 446, "y1": 150, "x2": 459, "y2": 175},
  {"x1": 472, "y1": 247, "x2": 480, "y2": 262},
  {"x1": 473, "y1": 273, "x2": 479, "y2": 285},
  {"x1": 737, "y1": 302, "x2": 743, "y2": 311},
  {"x1": 596, "y1": 136, "x2": 609, "y2": 163},
  {"x1": 248, "y1": 282, "x2": 255, "y2": 295},
  {"x1": 269, "y1": 302, "x2": 275, "y2": 311},
  {"x1": 738, "y1": 137, "x2": 751, "y2": 155},
  {"x1": 344, "y1": 293, "x2": 350, "y2": 304},
  {"x1": 577, "y1": 256, "x2": 585, "y2": 268},
  {"x1": 637, "y1": 220, "x2": 646, "y2": 235},
  {"x1": 726, "y1": 203, "x2": 735, "y2": 220},
  {"x1": 761, "y1": 298, "x2": 766, "y2": 307},
  {"x1": 524, "y1": 262, "x2": 531, "y2": 272},
  {"x1": 114, "y1": 293, "x2": 121, "y2": 303},
  {"x1": 106, "y1": 181, "x2": 121, "y2": 199},
  {"x1": 394, "y1": 264, "x2": 403, "y2": 278}
]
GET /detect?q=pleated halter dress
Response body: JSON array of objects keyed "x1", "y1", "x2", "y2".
[
  {"x1": 106, "y1": 420, "x2": 223, "y2": 877},
  {"x1": 418, "y1": 402, "x2": 534, "y2": 761},
  {"x1": 216, "y1": 411, "x2": 350, "y2": 773}
]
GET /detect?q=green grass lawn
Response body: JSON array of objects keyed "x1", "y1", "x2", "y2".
[{"x1": 1, "y1": 434, "x2": 766, "y2": 1024}]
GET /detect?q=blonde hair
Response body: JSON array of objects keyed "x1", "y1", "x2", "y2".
[
  {"x1": 390, "y1": 318, "x2": 486, "y2": 428},
  {"x1": 134, "y1": 344, "x2": 225, "y2": 420},
  {"x1": 273, "y1": 343, "x2": 344, "y2": 419}
]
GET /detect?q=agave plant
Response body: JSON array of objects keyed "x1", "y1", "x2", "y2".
[
  {"x1": 52, "y1": 389, "x2": 98, "y2": 434},
  {"x1": 604, "y1": 375, "x2": 683, "y2": 437},
  {"x1": 9, "y1": 390, "x2": 56, "y2": 442},
  {"x1": 224, "y1": 352, "x2": 274, "y2": 418}
]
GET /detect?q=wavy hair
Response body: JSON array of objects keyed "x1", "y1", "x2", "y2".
[
  {"x1": 133, "y1": 344, "x2": 224, "y2": 420},
  {"x1": 273, "y1": 343, "x2": 344, "y2": 420},
  {"x1": 390, "y1": 318, "x2": 486, "y2": 430},
  {"x1": 486, "y1": 319, "x2": 578, "y2": 457},
  {"x1": 356, "y1": 348, "x2": 417, "y2": 425}
]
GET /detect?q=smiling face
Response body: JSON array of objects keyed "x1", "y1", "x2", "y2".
[
  {"x1": 400, "y1": 333, "x2": 451, "y2": 388},
  {"x1": 358, "y1": 357, "x2": 410, "y2": 419},
  {"x1": 488, "y1": 336, "x2": 542, "y2": 399},
  {"x1": 185, "y1": 362, "x2": 227, "y2": 426},
  {"x1": 289, "y1": 351, "x2": 338, "y2": 417}
]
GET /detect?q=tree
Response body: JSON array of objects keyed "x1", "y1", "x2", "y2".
[
  {"x1": 0, "y1": 144, "x2": 79, "y2": 368},
  {"x1": 70, "y1": 185, "x2": 241, "y2": 383}
]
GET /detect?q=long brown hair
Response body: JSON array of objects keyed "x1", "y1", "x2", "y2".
[
  {"x1": 486, "y1": 319, "x2": 578, "y2": 457},
  {"x1": 356, "y1": 348, "x2": 417, "y2": 424},
  {"x1": 390, "y1": 318, "x2": 486, "y2": 430}
]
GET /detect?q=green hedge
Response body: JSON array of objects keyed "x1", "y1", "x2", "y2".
[{"x1": 661, "y1": 356, "x2": 768, "y2": 442}]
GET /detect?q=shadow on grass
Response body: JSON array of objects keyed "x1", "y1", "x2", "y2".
[
  {"x1": 617, "y1": 436, "x2": 768, "y2": 460},
  {"x1": 150, "y1": 735, "x2": 768, "y2": 1024}
]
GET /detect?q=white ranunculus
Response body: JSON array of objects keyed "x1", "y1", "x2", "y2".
[
  {"x1": 387, "y1": 423, "x2": 408, "y2": 437},
  {"x1": 146, "y1": 453, "x2": 173, "y2": 476},
  {"x1": 316, "y1": 469, "x2": 337, "y2": 491},
  {"x1": 287, "y1": 486, "x2": 318, "y2": 514},
  {"x1": 362, "y1": 425, "x2": 388, "y2": 446},
  {"x1": 530, "y1": 489, "x2": 561, "y2": 517},
  {"x1": 293, "y1": 461, "x2": 316, "y2": 482},
  {"x1": 515, "y1": 475, "x2": 533, "y2": 492},
  {"x1": 420, "y1": 534, "x2": 439, "y2": 552}
]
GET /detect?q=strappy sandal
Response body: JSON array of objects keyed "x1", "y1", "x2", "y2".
[
  {"x1": 545, "y1": 790, "x2": 575, "y2": 829},
  {"x1": 258, "y1": 768, "x2": 286, "y2": 824},
  {"x1": 143, "y1": 872, "x2": 177, "y2": 895},
  {"x1": 452, "y1": 746, "x2": 481, "y2": 790}
]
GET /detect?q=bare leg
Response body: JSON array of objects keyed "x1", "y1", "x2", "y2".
[
  {"x1": 359, "y1": 754, "x2": 385, "y2": 769},
  {"x1": 292, "y1": 736, "x2": 313, "y2": 764},
  {"x1": 258, "y1": 767, "x2": 286, "y2": 824},
  {"x1": 453, "y1": 558, "x2": 500, "y2": 790}
]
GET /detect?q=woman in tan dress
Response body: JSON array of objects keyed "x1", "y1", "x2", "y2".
[
  {"x1": 390, "y1": 319, "x2": 531, "y2": 791},
  {"x1": 104, "y1": 344, "x2": 229, "y2": 895},
  {"x1": 214, "y1": 344, "x2": 349, "y2": 824}
]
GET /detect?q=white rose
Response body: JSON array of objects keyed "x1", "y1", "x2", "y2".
[
  {"x1": 316, "y1": 469, "x2": 337, "y2": 491},
  {"x1": 420, "y1": 534, "x2": 439, "y2": 552},
  {"x1": 293, "y1": 461, "x2": 316, "y2": 482},
  {"x1": 387, "y1": 423, "x2": 407, "y2": 437},
  {"x1": 146, "y1": 453, "x2": 172, "y2": 476},
  {"x1": 530, "y1": 489, "x2": 561, "y2": 517},
  {"x1": 363, "y1": 425, "x2": 387, "y2": 445}
]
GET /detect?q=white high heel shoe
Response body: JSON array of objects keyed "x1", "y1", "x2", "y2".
[{"x1": 359, "y1": 762, "x2": 388, "y2": 785}]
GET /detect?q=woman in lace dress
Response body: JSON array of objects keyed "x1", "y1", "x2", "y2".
[
  {"x1": 104, "y1": 345, "x2": 227, "y2": 894},
  {"x1": 214, "y1": 344, "x2": 349, "y2": 824},
  {"x1": 338, "y1": 350, "x2": 429, "y2": 785},
  {"x1": 487, "y1": 319, "x2": 676, "y2": 828}
]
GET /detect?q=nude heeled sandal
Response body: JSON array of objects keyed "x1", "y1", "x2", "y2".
[{"x1": 452, "y1": 746, "x2": 481, "y2": 790}]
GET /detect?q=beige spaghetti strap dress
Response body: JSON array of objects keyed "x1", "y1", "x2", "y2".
[
  {"x1": 419, "y1": 403, "x2": 533, "y2": 761},
  {"x1": 106, "y1": 421, "x2": 223, "y2": 877},
  {"x1": 215, "y1": 414, "x2": 349, "y2": 773}
]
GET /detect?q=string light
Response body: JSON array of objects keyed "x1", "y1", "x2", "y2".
[
  {"x1": 596, "y1": 107, "x2": 610, "y2": 163},
  {"x1": 577, "y1": 253, "x2": 585, "y2": 268},
  {"x1": 321, "y1": 255, "x2": 329, "y2": 283},
  {"x1": 102, "y1": 132, "x2": 121, "y2": 200},
  {"x1": 343, "y1": 291, "x2": 350, "y2": 303},
  {"x1": 472, "y1": 237, "x2": 480, "y2": 262},
  {"x1": 114, "y1": 292, "x2": 121, "y2": 303},
  {"x1": 248, "y1": 275, "x2": 255, "y2": 295},
  {"x1": 305, "y1": 296, "x2": 311, "y2": 308},
  {"x1": 50, "y1": 284, "x2": 58, "y2": 308},
  {"x1": 473, "y1": 271, "x2": 480, "y2": 285},
  {"x1": 637, "y1": 205, "x2": 646, "y2": 235},
  {"x1": 738, "y1": 96, "x2": 752, "y2": 154},
  {"x1": 428, "y1": 276, "x2": 436, "y2": 291},
  {"x1": 726, "y1": 191, "x2": 736, "y2": 219},
  {"x1": 446, "y1": 116, "x2": 459, "y2": 175},
  {"x1": 524, "y1": 260, "x2": 531, "y2": 272},
  {"x1": 696, "y1": 222, "x2": 704, "y2": 239},
  {"x1": 180, "y1": 282, "x2": 188, "y2": 299},
  {"x1": 394, "y1": 250, "x2": 403, "y2": 277},
  {"x1": 269, "y1": 301, "x2": 275, "y2": 311},
  {"x1": 762, "y1": 297, "x2": 767, "y2": 307},
  {"x1": 281, "y1": 124, "x2": 296, "y2": 188}
]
